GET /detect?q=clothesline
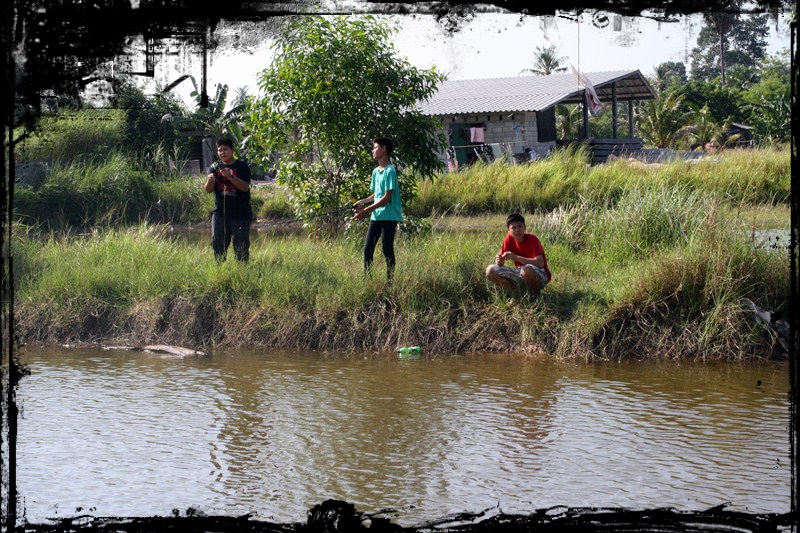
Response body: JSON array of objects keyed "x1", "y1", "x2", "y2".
[{"x1": 448, "y1": 141, "x2": 525, "y2": 150}]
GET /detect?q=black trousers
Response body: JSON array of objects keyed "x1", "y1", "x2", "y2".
[
  {"x1": 211, "y1": 212, "x2": 251, "y2": 262},
  {"x1": 364, "y1": 220, "x2": 398, "y2": 278}
]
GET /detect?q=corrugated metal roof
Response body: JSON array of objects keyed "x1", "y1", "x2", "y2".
[{"x1": 416, "y1": 70, "x2": 656, "y2": 116}]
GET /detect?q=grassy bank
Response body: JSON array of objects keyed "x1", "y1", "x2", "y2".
[{"x1": 12, "y1": 184, "x2": 789, "y2": 360}]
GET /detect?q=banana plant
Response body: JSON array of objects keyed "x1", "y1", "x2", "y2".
[{"x1": 162, "y1": 77, "x2": 248, "y2": 161}]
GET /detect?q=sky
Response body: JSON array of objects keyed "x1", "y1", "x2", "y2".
[{"x1": 148, "y1": 11, "x2": 792, "y2": 108}]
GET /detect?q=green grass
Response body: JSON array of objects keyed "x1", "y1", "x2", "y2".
[
  {"x1": 13, "y1": 183, "x2": 790, "y2": 359},
  {"x1": 14, "y1": 150, "x2": 212, "y2": 229},
  {"x1": 409, "y1": 145, "x2": 790, "y2": 216},
  {"x1": 15, "y1": 109, "x2": 127, "y2": 163}
]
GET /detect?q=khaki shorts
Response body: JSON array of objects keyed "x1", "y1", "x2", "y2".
[{"x1": 489, "y1": 264, "x2": 549, "y2": 291}]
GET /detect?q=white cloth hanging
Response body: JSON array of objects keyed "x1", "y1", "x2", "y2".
[{"x1": 470, "y1": 127, "x2": 485, "y2": 143}]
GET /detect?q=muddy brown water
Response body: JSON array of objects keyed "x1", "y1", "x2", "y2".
[{"x1": 16, "y1": 346, "x2": 790, "y2": 526}]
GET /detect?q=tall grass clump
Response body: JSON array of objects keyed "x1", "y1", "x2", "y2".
[
  {"x1": 12, "y1": 158, "x2": 789, "y2": 359},
  {"x1": 410, "y1": 145, "x2": 789, "y2": 219},
  {"x1": 150, "y1": 178, "x2": 213, "y2": 224},
  {"x1": 584, "y1": 183, "x2": 712, "y2": 261},
  {"x1": 14, "y1": 224, "x2": 208, "y2": 342},
  {"x1": 129, "y1": 143, "x2": 194, "y2": 182},
  {"x1": 15, "y1": 109, "x2": 126, "y2": 163},
  {"x1": 657, "y1": 147, "x2": 790, "y2": 205},
  {"x1": 13, "y1": 224, "x2": 500, "y2": 349},
  {"x1": 535, "y1": 199, "x2": 595, "y2": 251},
  {"x1": 254, "y1": 184, "x2": 295, "y2": 219},
  {"x1": 14, "y1": 152, "x2": 156, "y2": 229},
  {"x1": 588, "y1": 204, "x2": 788, "y2": 360},
  {"x1": 14, "y1": 149, "x2": 214, "y2": 229},
  {"x1": 410, "y1": 144, "x2": 591, "y2": 216},
  {"x1": 14, "y1": 225, "x2": 203, "y2": 304},
  {"x1": 12, "y1": 190, "x2": 789, "y2": 358}
]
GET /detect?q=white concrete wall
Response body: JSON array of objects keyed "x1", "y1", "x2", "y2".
[{"x1": 434, "y1": 111, "x2": 556, "y2": 162}]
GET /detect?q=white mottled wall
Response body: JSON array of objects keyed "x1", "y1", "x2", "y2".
[{"x1": 433, "y1": 111, "x2": 556, "y2": 162}]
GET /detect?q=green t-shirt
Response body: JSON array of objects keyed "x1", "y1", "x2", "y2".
[{"x1": 370, "y1": 164, "x2": 402, "y2": 222}]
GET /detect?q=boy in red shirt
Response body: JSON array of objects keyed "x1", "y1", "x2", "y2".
[{"x1": 485, "y1": 213, "x2": 552, "y2": 298}]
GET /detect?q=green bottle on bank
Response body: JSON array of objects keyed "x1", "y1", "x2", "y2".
[{"x1": 397, "y1": 346, "x2": 421, "y2": 354}]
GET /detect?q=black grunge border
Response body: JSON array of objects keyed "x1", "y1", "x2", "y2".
[{"x1": 1, "y1": 1, "x2": 796, "y2": 531}]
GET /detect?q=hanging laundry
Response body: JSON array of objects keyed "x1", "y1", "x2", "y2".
[
  {"x1": 470, "y1": 127, "x2": 485, "y2": 143},
  {"x1": 447, "y1": 147, "x2": 458, "y2": 172}
]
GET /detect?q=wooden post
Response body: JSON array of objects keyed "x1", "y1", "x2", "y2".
[
  {"x1": 612, "y1": 83, "x2": 618, "y2": 139},
  {"x1": 583, "y1": 90, "x2": 590, "y2": 139},
  {"x1": 628, "y1": 99, "x2": 634, "y2": 138}
]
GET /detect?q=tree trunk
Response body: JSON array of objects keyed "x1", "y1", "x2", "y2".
[{"x1": 718, "y1": 29, "x2": 726, "y2": 84}]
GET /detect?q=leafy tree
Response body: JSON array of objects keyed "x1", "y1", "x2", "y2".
[
  {"x1": 741, "y1": 50, "x2": 790, "y2": 144},
  {"x1": 689, "y1": 6, "x2": 769, "y2": 84},
  {"x1": 556, "y1": 104, "x2": 583, "y2": 140},
  {"x1": 584, "y1": 105, "x2": 633, "y2": 140},
  {"x1": 756, "y1": 49, "x2": 790, "y2": 81},
  {"x1": 674, "y1": 80, "x2": 745, "y2": 123},
  {"x1": 743, "y1": 50, "x2": 790, "y2": 105},
  {"x1": 519, "y1": 44, "x2": 569, "y2": 76},
  {"x1": 653, "y1": 61, "x2": 687, "y2": 93},
  {"x1": 636, "y1": 92, "x2": 693, "y2": 149},
  {"x1": 247, "y1": 15, "x2": 447, "y2": 235},
  {"x1": 724, "y1": 64, "x2": 759, "y2": 90},
  {"x1": 109, "y1": 80, "x2": 189, "y2": 153}
]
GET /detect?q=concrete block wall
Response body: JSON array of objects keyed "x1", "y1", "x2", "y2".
[{"x1": 434, "y1": 111, "x2": 556, "y2": 161}]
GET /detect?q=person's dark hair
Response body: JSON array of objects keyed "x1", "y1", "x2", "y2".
[
  {"x1": 373, "y1": 137, "x2": 393, "y2": 157},
  {"x1": 216, "y1": 138, "x2": 235, "y2": 149},
  {"x1": 506, "y1": 213, "x2": 525, "y2": 227}
]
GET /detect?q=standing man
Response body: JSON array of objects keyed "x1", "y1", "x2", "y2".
[
  {"x1": 486, "y1": 213, "x2": 552, "y2": 299},
  {"x1": 354, "y1": 137, "x2": 401, "y2": 279},
  {"x1": 204, "y1": 137, "x2": 253, "y2": 262}
]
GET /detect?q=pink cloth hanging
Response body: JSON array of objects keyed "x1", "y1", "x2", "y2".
[{"x1": 470, "y1": 127, "x2": 485, "y2": 143}]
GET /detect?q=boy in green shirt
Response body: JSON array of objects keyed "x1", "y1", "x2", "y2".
[{"x1": 354, "y1": 137, "x2": 402, "y2": 279}]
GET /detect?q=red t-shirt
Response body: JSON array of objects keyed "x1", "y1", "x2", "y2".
[{"x1": 500, "y1": 233, "x2": 552, "y2": 281}]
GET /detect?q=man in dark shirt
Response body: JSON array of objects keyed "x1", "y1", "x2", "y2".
[{"x1": 204, "y1": 138, "x2": 253, "y2": 262}]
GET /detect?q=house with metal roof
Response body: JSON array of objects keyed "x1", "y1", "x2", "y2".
[{"x1": 417, "y1": 69, "x2": 657, "y2": 166}]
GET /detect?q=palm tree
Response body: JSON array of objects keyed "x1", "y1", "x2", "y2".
[
  {"x1": 636, "y1": 92, "x2": 693, "y2": 149},
  {"x1": 681, "y1": 105, "x2": 736, "y2": 149},
  {"x1": 232, "y1": 86, "x2": 251, "y2": 108},
  {"x1": 556, "y1": 104, "x2": 582, "y2": 139},
  {"x1": 519, "y1": 44, "x2": 569, "y2": 76}
]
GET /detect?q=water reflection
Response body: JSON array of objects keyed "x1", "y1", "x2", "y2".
[{"x1": 17, "y1": 348, "x2": 790, "y2": 525}]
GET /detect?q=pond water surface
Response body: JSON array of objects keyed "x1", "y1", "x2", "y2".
[{"x1": 16, "y1": 346, "x2": 790, "y2": 526}]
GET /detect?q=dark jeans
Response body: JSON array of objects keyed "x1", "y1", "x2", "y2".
[
  {"x1": 211, "y1": 212, "x2": 251, "y2": 262},
  {"x1": 364, "y1": 220, "x2": 398, "y2": 278}
]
